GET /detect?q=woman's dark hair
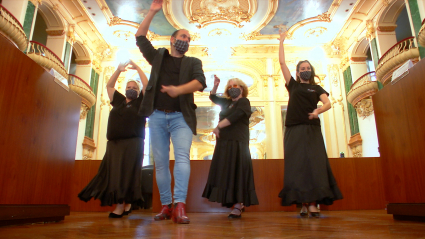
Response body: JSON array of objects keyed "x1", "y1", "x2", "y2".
[{"x1": 296, "y1": 60, "x2": 316, "y2": 85}]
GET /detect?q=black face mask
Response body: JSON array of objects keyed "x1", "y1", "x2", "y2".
[
  {"x1": 299, "y1": 71, "x2": 312, "y2": 81},
  {"x1": 173, "y1": 39, "x2": 189, "y2": 54},
  {"x1": 228, "y1": 88, "x2": 241, "y2": 99},
  {"x1": 125, "y1": 89, "x2": 138, "y2": 100}
]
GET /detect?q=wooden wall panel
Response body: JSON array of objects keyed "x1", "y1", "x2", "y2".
[
  {"x1": 70, "y1": 160, "x2": 114, "y2": 212},
  {"x1": 373, "y1": 59, "x2": 425, "y2": 204},
  {"x1": 71, "y1": 157, "x2": 385, "y2": 213},
  {"x1": 0, "y1": 34, "x2": 80, "y2": 223},
  {"x1": 150, "y1": 158, "x2": 385, "y2": 213},
  {"x1": 321, "y1": 157, "x2": 386, "y2": 211}
]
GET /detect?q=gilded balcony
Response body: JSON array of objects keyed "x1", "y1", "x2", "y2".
[
  {"x1": 376, "y1": 37, "x2": 419, "y2": 85},
  {"x1": 418, "y1": 19, "x2": 425, "y2": 48},
  {"x1": 0, "y1": 4, "x2": 28, "y2": 51},
  {"x1": 26, "y1": 41, "x2": 68, "y2": 79},
  {"x1": 68, "y1": 74, "x2": 96, "y2": 119},
  {"x1": 347, "y1": 72, "x2": 378, "y2": 119}
]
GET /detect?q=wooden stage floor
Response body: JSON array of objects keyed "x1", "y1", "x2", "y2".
[{"x1": 1, "y1": 210, "x2": 424, "y2": 238}]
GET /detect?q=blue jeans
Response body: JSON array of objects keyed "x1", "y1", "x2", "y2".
[{"x1": 149, "y1": 110, "x2": 193, "y2": 205}]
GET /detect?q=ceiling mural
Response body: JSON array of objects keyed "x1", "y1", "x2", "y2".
[
  {"x1": 260, "y1": 0, "x2": 334, "y2": 35},
  {"x1": 102, "y1": 0, "x2": 335, "y2": 36},
  {"x1": 104, "y1": 0, "x2": 176, "y2": 35},
  {"x1": 79, "y1": 0, "x2": 356, "y2": 57}
]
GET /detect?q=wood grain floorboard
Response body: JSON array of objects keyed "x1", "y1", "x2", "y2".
[{"x1": 1, "y1": 210, "x2": 424, "y2": 238}]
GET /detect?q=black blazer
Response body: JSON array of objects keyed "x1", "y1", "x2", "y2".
[{"x1": 136, "y1": 35, "x2": 206, "y2": 135}]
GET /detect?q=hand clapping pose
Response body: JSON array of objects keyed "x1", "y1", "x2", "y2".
[{"x1": 78, "y1": 60, "x2": 148, "y2": 218}]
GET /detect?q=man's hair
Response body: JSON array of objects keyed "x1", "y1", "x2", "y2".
[{"x1": 171, "y1": 29, "x2": 190, "y2": 42}]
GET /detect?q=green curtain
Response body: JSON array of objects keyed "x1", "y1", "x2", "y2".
[
  {"x1": 343, "y1": 66, "x2": 359, "y2": 136},
  {"x1": 23, "y1": 1, "x2": 36, "y2": 50},
  {"x1": 370, "y1": 38, "x2": 383, "y2": 90},
  {"x1": 63, "y1": 42, "x2": 72, "y2": 72},
  {"x1": 407, "y1": 0, "x2": 425, "y2": 59},
  {"x1": 84, "y1": 69, "x2": 99, "y2": 138}
]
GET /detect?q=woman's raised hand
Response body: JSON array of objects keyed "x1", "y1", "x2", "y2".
[
  {"x1": 127, "y1": 60, "x2": 140, "y2": 70},
  {"x1": 117, "y1": 62, "x2": 128, "y2": 72},
  {"x1": 214, "y1": 75, "x2": 220, "y2": 87},
  {"x1": 151, "y1": 0, "x2": 163, "y2": 12},
  {"x1": 278, "y1": 30, "x2": 288, "y2": 43}
]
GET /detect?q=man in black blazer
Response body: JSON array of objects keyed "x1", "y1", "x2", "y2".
[{"x1": 135, "y1": 0, "x2": 206, "y2": 224}]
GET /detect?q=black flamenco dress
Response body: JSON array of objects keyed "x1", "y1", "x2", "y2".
[
  {"x1": 278, "y1": 77, "x2": 343, "y2": 206},
  {"x1": 78, "y1": 91, "x2": 146, "y2": 206},
  {"x1": 202, "y1": 94, "x2": 259, "y2": 208}
]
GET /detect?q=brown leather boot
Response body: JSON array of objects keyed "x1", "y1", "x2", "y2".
[
  {"x1": 172, "y1": 202, "x2": 190, "y2": 224},
  {"x1": 154, "y1": 204, "x2": 173, "y2": 221}
]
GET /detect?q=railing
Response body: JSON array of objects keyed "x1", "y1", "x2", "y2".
[
  {"x1": 0, "y1": 4, "x2": 28, "y2": 51},
  {"x1": 378, "y1": 37, "x2": 415, "y2": 64},
  {"x1": 26, "y1": 41, "x2": 68, "y2": 79},
  {"x1": 350, "y1": 71, "x2": 376, "y2": 90},
  {"x1": 68, "y1": 74, "x2": 96, "y2": 108},
  {"x1": 347, "y1": 71, "x2": 378, "y2": 107},
  {"x1": 376, "y1": 37, "x2": 419, "y2": 85},
  {"x1": 418, "y1": 19, "x2": 425, "y2": 48}
]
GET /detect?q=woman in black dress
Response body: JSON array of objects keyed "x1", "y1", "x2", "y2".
[
  {"x1": 277, "y1": 30, "x2": 343, "y2": 217},
  {"x1": 78, "y1": 60, "x2": 148, "y2": 218},
  {"x1": 202, "y1": 75, "x2": 259, "y2": 218}
]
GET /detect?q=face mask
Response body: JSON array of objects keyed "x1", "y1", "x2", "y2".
[
  {"x1": 173, "y1": 39, "x2": 189, "y2": 54},
  {"x1": 299, "y1": 71, "x2": 312, "y2": 81},
  {"x1": 126, "y1": 89, "x2": 138, "y2": 100},
  {"x1": 228, "y1": 88, "x2": 241, "y2": 99}
]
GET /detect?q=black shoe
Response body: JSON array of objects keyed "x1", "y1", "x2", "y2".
[
  {"x1": 109, "y1": 212, "x2": 124, "y2": 218},
  {"x1": 308, "y1": 204, "x2": 320, "y2": 218},
  {"x1": 228, "y1": 206, "x2": 244, "y2": 219},
  {"x1": 123, "y1": 209, "x2": 132, "y2": 215},
  {"x1": 300, "y1": 211, "x2": 309, "y2": 217},
  {"x1": 300, "y1": 203, "x2": 309, "y2": 217}
]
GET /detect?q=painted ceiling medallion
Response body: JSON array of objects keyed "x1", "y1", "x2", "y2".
[
  {"x1": 113, "y1": 30, "x2": 133, "y2": 41},
  {"x1": 184, "y1": 0, "x2": 257, "y2": 29},
  {"x1": 304, "y1": 27, "x2": 328, "y2": 38},
  {"x1": 208, "y1": 28, "x2": 232, "y2": 37}
]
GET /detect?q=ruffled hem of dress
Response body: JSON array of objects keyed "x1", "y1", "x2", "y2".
[
  {"x1": 278, "y1": 185, "x2": 343, "y2": 206},
  {"x1": 78, "y1": 189, "x2": 144, "y2": 207},
  {"x1": 202, "y1": 185, "x2": 259, "y2": 208}
]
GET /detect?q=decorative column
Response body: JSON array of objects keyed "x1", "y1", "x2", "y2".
[
  {"x1": 350, "y1": 57, "x2": 368, "y2": 81},
  {"x1": 46, "y1": 29, "x2": 67, "y2": 62},
  {"x1": 63, "y1": 26, "x2": 75, "y2": 72},
  {"x1": 1, "y1": 0, "x2": 29, "y2": 24},
  {"x1": 348, "y1": 133, "x2": 363, "y2": 157},
  {"x1": 348, "y1": 57, "x2": 380, "y2": 157},
  {"x1": 375, "y1": 25, "x2": 397, "y2": 59},
  {"x1": 366, "y1": 20, "x2": 384, "y2": 89},
  {"x1": 82, "y1": 136, "x2": 97, "y2": 160},
  {"x1": 263, "y1": 58, "x2": 282, "y2": 159},
  {"x1": 95, "y1": 66, "x2": 114, "y2": 160},
  {"x1": 74, "y1": 60, "x2": 93, "y2": 160}
]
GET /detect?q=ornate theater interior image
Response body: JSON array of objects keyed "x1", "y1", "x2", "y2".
[
  {"x1": 2, "y1": 0, "x2": 425, "y2": 229},
  {"x1": 40, "y1": 0, "x2": 389, "y2": 161}
]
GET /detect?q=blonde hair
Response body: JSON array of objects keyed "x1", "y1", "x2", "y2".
[
  {"x1": 223, "y1": 78, "x2": 249, "y2": 98},
  {"x1": 126, "y1": 79, "x2": 141, "y2": 93}
]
